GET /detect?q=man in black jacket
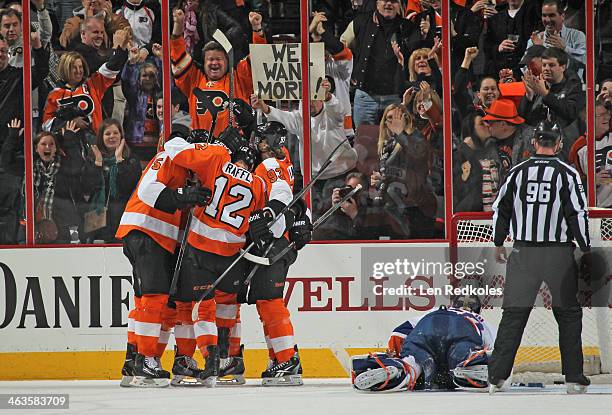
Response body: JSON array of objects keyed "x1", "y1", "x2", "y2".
[
  {"x1": 351, "y1": 0, "x2": 428, "y2": 127},
  {"x1": 520, "y1": 47, "x2": 584, "y2": 130},
  {"x1": 483, "y1": 0, "x2": 542, "y2": 78}
]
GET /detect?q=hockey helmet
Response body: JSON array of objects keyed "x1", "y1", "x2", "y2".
[
  {"x1": 232, "y1": 141, "x2": 257, "y2": 171},
  {"x1": 186, "y1": 128, "x2": 212, "y2": 144},
  {"x1": 254, "y1": 121, "x2": 287, "y2": 153},
  {"x1": 534, "y1": 120, "x2": 561, "y2": 146}
]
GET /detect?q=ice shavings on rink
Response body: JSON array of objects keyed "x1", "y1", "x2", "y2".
[{"x1": 1, "y1": 379, "x2": 612, "y2": 415}]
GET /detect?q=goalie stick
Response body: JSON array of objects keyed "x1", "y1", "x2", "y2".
[
  {"x1": 191, "y1": 137, "x2": 351, "y2": 320},
  {"x1": 241, "y1": 184, "x2": 363, "y2": 267}
]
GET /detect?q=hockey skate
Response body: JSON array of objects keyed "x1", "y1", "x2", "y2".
[
  {"x1": 171, "y1": 347, "x2": 207, "y2": 387},
  {"x1": 218, "y1": 345, "x2": 246, "y2": 385},
  {"x1": 129, "y1": 354, "x2": 170, "y2": 388},
  {"x1": 119, "y1": 343, "x2": 137, "y2": 387},
  {"x1": 261, "y1": 346, "x2": 303, "y2": 386},
  {"x1": 566, "y1": 375, "x2": 590, "y2": 394},
  {"x1": 195, "y1": 345, "x2": 219, "y2": 387}
]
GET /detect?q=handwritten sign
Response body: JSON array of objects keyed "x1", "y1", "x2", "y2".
[{"x1": 250, "y1": 43, "x2": 325, "y2": 100}]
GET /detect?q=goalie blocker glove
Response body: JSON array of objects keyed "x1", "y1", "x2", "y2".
[{"x1": 154, "y1": 186, "x2": 212, "y2": 213}]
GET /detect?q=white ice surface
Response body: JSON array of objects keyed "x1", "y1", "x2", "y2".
[{"x1": 1, "y1": 379, "x2": 612, "y2": 415}]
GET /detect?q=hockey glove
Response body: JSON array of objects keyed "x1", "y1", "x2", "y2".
[
  {"x1": 248, "y1": 208, "x2": 274, "y2": 250},
  {"x1": 289, "y1": 216, "x2": 312, "y2": 250},
  {"x1": 175, "y1": 186, "x2": 212, "y2": 209},
  {"x1": 218, "y1": 126, "x2": 244, "y2": 154}
]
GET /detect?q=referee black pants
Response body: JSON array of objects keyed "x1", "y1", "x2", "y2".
[{"x1": 488, "y1": 243, "x2": 584, "y2": 384}]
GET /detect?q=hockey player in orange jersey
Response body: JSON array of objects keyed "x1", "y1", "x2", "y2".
[
  {"x1": 115, "y1": 126, "x2": 212, "y2": 388},
  {"x1": 170, "y1": 9, "x2": 266, "y2": 138},
  {"x1": 217, "y1": 122, "x2": 313, "y2": 386}
]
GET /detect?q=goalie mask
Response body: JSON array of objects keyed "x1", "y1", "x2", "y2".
[{"x1": 452, "y1": 294, "x2": 481, "y2": 314}]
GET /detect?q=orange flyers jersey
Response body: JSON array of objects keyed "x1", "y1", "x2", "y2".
[
  {"x1": 170, "y1": 35, "x2": 263, "y2": 138},
  {"x1": 254, "y1": 147, "x2": 295, "y2": 238},
  {"x1": 42, "y1": 67, "x2": 118, "y2": 133},
  {"x1": 164, "y1": 137, "x2": 268, "y2": 256},
  {"x1": 116, "y1": 151, "x2": 190, "y2": 253},
  {"x1": 254, "y1": 147, "x2": 294, "y2": 202}
]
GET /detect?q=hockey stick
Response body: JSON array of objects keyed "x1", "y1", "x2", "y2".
[
  {"x1": 212, "y1": 29, "x2": 235, "y2": 128},
  {"x1": 191, "y1": 137, "x2": 351, "y2": 318},
  {"x1": 242, "y1": 184, "x2": 363, "y2": 267},
  {"x1": 169, "y1": 208, "x2": 193, "y2": 296}
]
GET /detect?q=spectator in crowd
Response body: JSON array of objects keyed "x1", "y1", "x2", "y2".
[
  {"x1": 454, "y1": 47, "x2": 500, "y2": 121},
  {"x1": 250, "y1": 79, "x2": 358, "y2": 217},
  {"x1": 42, "y1": 28, "x2": 130, "y2": 135},
  {"x1": 453, "y1": 110, "x2": 502, "y2": 212},
  {"x1": 597, "y1": 78, "x2": 612, "y2": 108},
  {"x1": 525, "y1": 0, "x2": 586, "y2": 75},
  {"x1": 74, "y1": 16, "x2": 109, "y2": 71},
  {"x1": 121, "y1": 42, "x2": 162, "y2": 163},
  {"x1": 115, "y1": 0, "x2": 161, "y2": 57},
  {"x1": 520, "y1": 47, "x2": 584, "y2": 133},
  {"x1": 483, "y1": 0, "x2": 541, "y2": 78},
  {"x1": 88, "y1": 118, "x2": 141, "y2": 242},
  {"x1": 0, "y1": 5, "x2": 52, "y2": 67},
  {"x1": 312, "y1": 172, "x2": 378, "y2": 240},
  {"x1": 350, "y1": 0, "x2": 428, "y2": 127},
  {"x1": 310, "y1": 11, "x2": 354, "y2": 139},
  {"x1": 170, "y1": 8, "x2": 263, "y2": 137},
  {"x1": 60, "y1": 0, "x2": 131, "y2": 50},
  {"x1": 3, "y1": 120, "x2": 93, "y2": 244},
  {"x1": 569, "y1": 99, "x2": 612, "y2": 208},
  {"x1": 403, "y1": 43, "x2": 442, "y2": 97},
  {"x1": 156, "y1": 89, "x2": 191, "y2": 152},
  {"x1": 0, "y1": 30, "x2": 49, "y2": 159},
  {"x1": 370, "y1": 102, "x2": 436, "y2": 238},
  {"x1": 482, "y1": 98, "x2": 534, "y2": 175},
  {"x1": 176, "y1": 0, "x2": 200, "y2": 54}
]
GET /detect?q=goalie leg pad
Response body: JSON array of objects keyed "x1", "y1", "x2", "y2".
[
  {"x1": 452, "y1": 348, "x2": 491, "y2": 389},
  {"x1": 351, "y1": 353, "x2": 418, "y2": 392}
]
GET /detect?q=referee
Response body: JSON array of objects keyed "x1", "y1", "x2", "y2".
[{"x1": 487, "y1": 120, "x2": 591, "y2": 394}]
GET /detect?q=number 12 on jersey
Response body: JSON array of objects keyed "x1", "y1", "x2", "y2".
[{"x1": 204, "y1": 176, "x2": 253, "y2": 229}]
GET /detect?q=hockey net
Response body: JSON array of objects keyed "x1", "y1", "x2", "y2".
[{"x1": 451, "y1": 210, "x2": 612, "y2": 384}]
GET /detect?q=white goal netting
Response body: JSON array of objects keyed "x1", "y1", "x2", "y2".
[{"x1": 452, "y1": 211, "x2": 612, "y2": 384}]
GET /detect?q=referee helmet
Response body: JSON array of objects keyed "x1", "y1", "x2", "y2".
[{"x1": 534, "y1": 120, "x2": 561, "y2": 147}]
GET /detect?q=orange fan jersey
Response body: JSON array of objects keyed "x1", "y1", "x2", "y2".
[
  {"x1": 42, "y1": 66, "x2": 118, "y2": 133},
  {"x1": 170, "y1": 33, "x2": 264, "y2": 138},
  {"x1": 115, "y1": 151, "x2": 190, "y2": 253},
  {"x1": 164, "y1": 137, "x2": 268, "y2": 256}
]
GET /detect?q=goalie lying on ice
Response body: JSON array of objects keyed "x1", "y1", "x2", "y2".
[{"x1": 351, "y1": 297, "x2": 501, "y2": 392}]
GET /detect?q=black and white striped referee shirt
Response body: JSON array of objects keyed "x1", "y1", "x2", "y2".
[{"x1": 492, "y1": 155, "x2": 590, "y2": 251}]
